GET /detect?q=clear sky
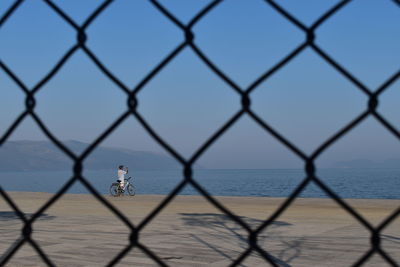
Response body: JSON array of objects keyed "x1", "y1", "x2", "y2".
[{"x1": 1, "y1": 0, "x2": 399, "y2": 169}]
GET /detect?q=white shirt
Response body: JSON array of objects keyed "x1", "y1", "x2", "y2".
[{"x1": 117, "y1": 169, "x2": 127, "y2": 181}]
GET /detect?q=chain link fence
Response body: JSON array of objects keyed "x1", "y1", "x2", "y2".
[{"x1": 1, "y1": 0, "x2": 399, "y2": 266}]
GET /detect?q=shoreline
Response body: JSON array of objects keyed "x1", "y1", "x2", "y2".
[{"x1": 3, "y1": 190, "x2": 400, "y2": 200}]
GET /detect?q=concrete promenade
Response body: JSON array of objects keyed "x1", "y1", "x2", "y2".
[{"x1": 0, "y1": 192, "x2": 399, "y2": 266}]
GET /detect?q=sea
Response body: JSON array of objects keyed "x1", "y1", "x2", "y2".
[{"x1": 1, "y1": 168, "x2": 399, "y2": 199}]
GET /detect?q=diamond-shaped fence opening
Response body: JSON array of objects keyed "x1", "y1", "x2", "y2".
[
  {"x1": 192, "y1": 0, "x2": 304, "y2": 88},
  {"x1": 87, "y1": 1, "x2": 184, "y2": 86},
  {"x1": 34, "y1": 50, "x2": 128, "y2": 147},
  {"x1": 137, "y1": 49, "x2": 239, "y2": 158},
  {"x1": 251, "y1": 48, "x2": 367, "y2": 155},
  {"x1": 1, "y1": 0, "x2": 400, "y2": 266},
  {"x1": 315, "y1": 0, "x2": 400, "y2": 89},
  {"x1": 85, "y1": 0, "x2": 183, "y2": 87},
  {"x1": 0, "y1": 0, "x2": 76, "y2": 87}
]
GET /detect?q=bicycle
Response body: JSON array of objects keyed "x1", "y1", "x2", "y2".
[{"x1": 109, "y1": 177, "x2": 135, "y2": 197}]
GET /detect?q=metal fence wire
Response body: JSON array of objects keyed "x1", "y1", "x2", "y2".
[{"x1": 1, "y1": 0, "x2": 400, "y2": 266}]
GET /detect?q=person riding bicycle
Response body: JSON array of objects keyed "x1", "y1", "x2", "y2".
[
  {"x1": 117, "y1": 165, "x2": 128, "y2": 190},
  {"x1": 110, "y1": 166, "x2": 135, "y2": 197}
]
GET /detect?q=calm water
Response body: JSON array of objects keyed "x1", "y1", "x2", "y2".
[{"x1": 1, "y1": 168, "x2": 399, "y2": 199}]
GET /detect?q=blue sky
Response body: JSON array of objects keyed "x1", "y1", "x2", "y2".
[{"x1": 1, "y1": 0, "x2": 399, "y2": 168}]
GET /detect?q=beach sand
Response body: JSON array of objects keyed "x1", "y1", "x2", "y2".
[{"x1": 0, "y1": 192, "x2": 399, "y2": 266}]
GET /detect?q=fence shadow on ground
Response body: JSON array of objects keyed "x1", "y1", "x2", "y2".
[
  {"x1": 0, "y1": 211, "x2": 55, "y2": 221},
  {"x1": 180, "y1": 213, "x2": 294, "y2": 266},
  {"x1": 180, "y1": 212, "x2": 291, "y2": 229}
]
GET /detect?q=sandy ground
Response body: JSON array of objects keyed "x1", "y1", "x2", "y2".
[{"x1": 0, "y1": 192, "x2": 399, "y2": 266}]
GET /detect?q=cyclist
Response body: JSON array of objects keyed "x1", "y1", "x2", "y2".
[{"x1": 117, "y1": 165, "x2": 128, "y2": 190}]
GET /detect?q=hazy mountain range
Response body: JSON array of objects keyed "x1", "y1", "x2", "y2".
[
  {"x1": 1, "y1": 140, "x2": 398, "y2": 171},
  {"x1": 0, "y1": 140, "x2": 181, "y2": 172}
]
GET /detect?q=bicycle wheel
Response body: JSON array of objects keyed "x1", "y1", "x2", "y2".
[
  {"x1": 127, "y1": 184, "x2": 135, "y2": 196},
  {"x1": 110, "y1": 183, "x2": 121, "y2": 197}
]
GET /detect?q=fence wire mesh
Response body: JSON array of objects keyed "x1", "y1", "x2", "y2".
[{"x1": 1, "y1": 0, "x2": 400, "y2": 266}]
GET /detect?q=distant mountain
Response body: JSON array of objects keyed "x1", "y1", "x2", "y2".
[
  {"x1": 0, "y1": 140, "x2": 181, "y2": 172},
  {"x1": 332, "y1": 158, "x2": 400, "y2": 169}
]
